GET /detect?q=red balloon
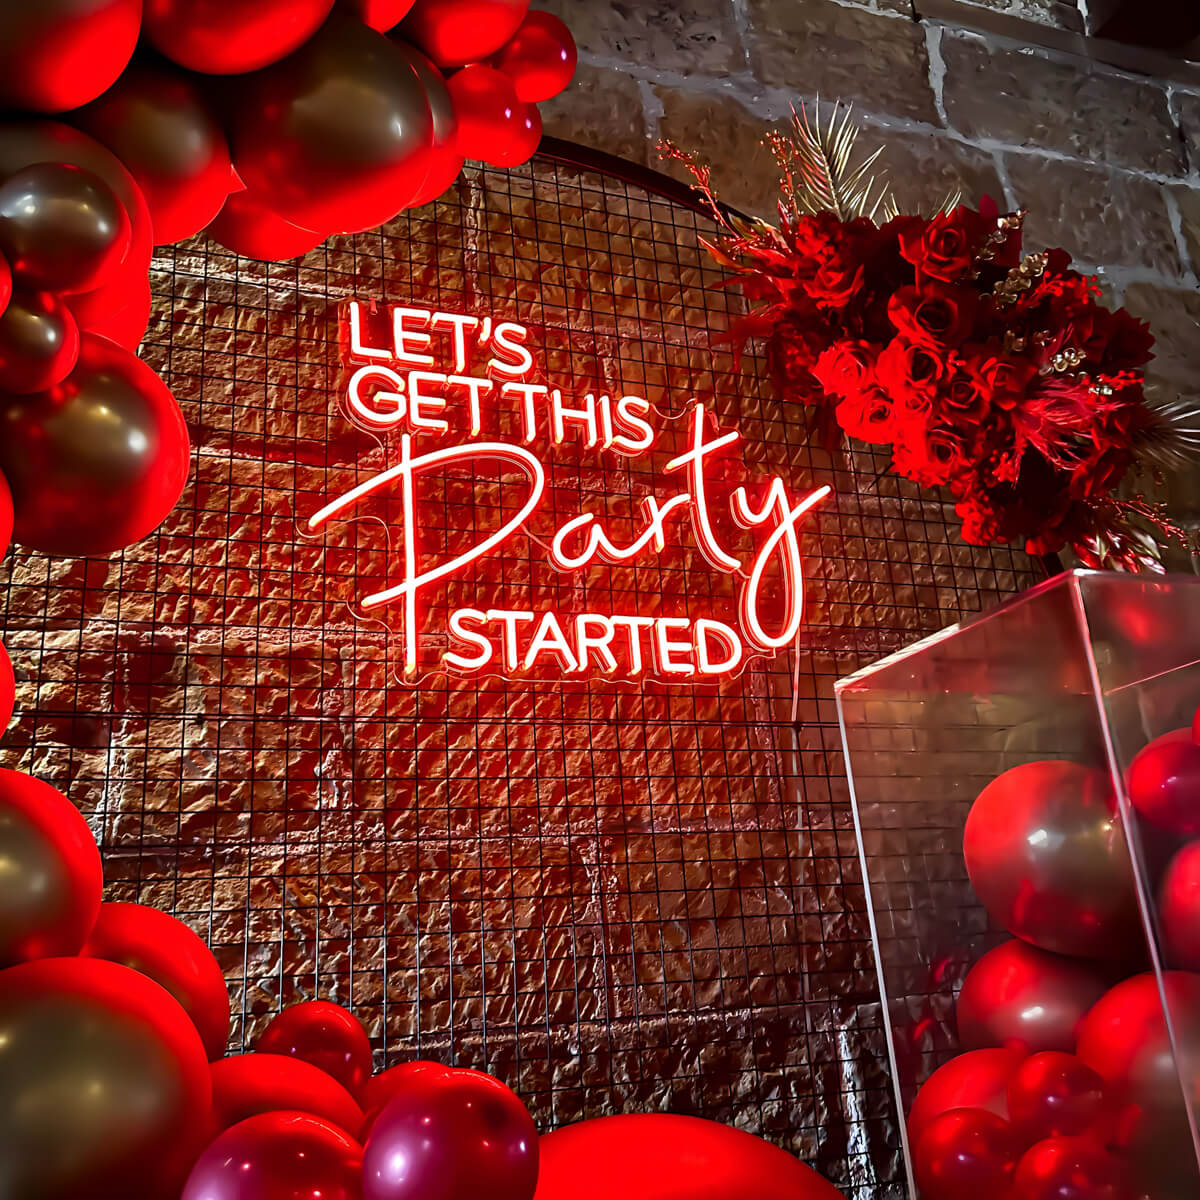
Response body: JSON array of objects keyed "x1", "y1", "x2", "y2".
[
  {"x1": 145, "y1": 0, "x2": 337, "y2": 75},
  {"x1": 81, "y1": 272, "x2": 153, "y2": 350},
  {"x1": 344, "y1": 0, "x2": 416, "y2": 31},
  {"x1": 1193, "y1": 702, "x2": 1200, "y2": 744},
  {"x1": 0, "y1": 639, "x2": 13, "y2": 732},
  {"x1": 1007, "y1": 1052, "x2": 1112, "y2": 1143},
  {"x1": 532, "y1": 1113, "x2": 849, "y2": 1200},
  {"x1": 83, "y1": 901, "x2": 231, "y2": 1060},
  {"x1": 448, "y1": 64, "x2": 520, "y2": 161},
  {"x1": 0, "y1": 248, "x2": 10, "y2": 315},
  {"x1": 1012, "y1": 1135, "x2": 1132, "y2": 1200},
  {"x1": 70, "y1": 62, "x2": 234, "y2": 245},
  {"x1": 0, "y1": 468, "x2": 11, "y2": 558},
  {"x1": 1160, "y1": 840, "x2": 1200, "y2": 970},
  {"x1": 1077, "y1": 971, "x2": 1200, "y2": 1116},
  {"x1": 409, "y1": 147, "x2": 467, "y2": 206},
  {"x1": 182, "y1": 1111, "x2": 362, "y2": 1200},
  {"x1": 0, "y1": 0, "x2": 140, "y2": 113},
  {"x1": 0, "y1": 289, "x2": 81, "y2": 394},
  {"x1": 908, "y1": 1048, "x2": 1026, "y2": 1148},
  {"x1": 363, "y1": 1066, "x2": 537, "y2": 1200},
  {"x1": 912, "y1": 1108, "x2": 1020, "y2": 1200},
  {"x1": 0, "y1": 956, "x2": 212, "y2": 1198},
  {"x1": 489, "y1": 100, "x2": 541, "y2": 168},
  {"x1": 403, "y1": 0, "x2": 531, "y2": 67},
  {"x1": 0, "y1": 767, "x2": 102, "y2": 965},
  {"x1": 206, "y1": 186, "x2": 325, "y2": 261},
  {"x1": 492, "y1": 10, "x2": 577, "y2": 103},
  {"x1": 257, "y1": 1000, "x2": 373, "y2": 1099},
  {"x1": 964, "y1": 761, "x2": 1139, "y2": 960},
  {"x1": 1129, "y1": 728, "x2": 1200, "y2": 834},
  {"x1": 210, "y1": 1053, "x2": 364, "y2": 1136},
  {"x1": 956, "y1": 940, "x2": 1110, "y2": 1054},
  {"x1": 362, "y1": 1060, "x2": 451, "y2": 1133},
  {"x1": 0, "y1": 333, "x2": 191, "y2": 557}
]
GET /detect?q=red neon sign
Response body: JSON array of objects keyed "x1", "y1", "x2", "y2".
[{"x1": 310, "y1": 300, "x2": 831, "y2": 682}]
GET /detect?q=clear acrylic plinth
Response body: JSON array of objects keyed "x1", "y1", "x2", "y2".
[{"x1": 836, "y1": 569, "x2": 1200, "y2": 1199}]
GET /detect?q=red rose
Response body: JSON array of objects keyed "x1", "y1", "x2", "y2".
[
  {"x1": 892, "y1": 425, "x2": 970, "y2": 488},
  {"x1": 875, "y1": 336, "x2": 949, "y2": 410},
  {"x1": 966, "y1": 352, "x2": 1036, "y2": 410},
  {"x1": 955, "y1": 494, "x2": 1003, "y2": 546},
  {"x1": 812, "y1": 339, "x2": 876, "y2": 399},
  {"x1": 805, "y1": 256, "x2": 865, "y2": 308},
  {"x1": 898, "y1": 207, "x2": 988, "y2": 283},
  {"x1": 836, "y1": 387, "x2": 902, "y2": 445},
  {"x1": 887, "y1": 282, "x2": 978, "y2": 348}
]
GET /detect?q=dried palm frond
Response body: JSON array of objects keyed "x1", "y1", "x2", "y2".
[
  {"x1": 1134, "y1": 388, "x2": 1200, "y2": 473},
  {"x1": 767, "y1": 101, "x2": 894, "y2": 223}
]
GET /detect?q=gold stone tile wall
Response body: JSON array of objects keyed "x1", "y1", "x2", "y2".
[{"x1": 0, "y1": 158, "x2": 1041, "y2": 1199}]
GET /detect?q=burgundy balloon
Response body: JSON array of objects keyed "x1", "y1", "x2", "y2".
[
  {"x1": 182, "y1": 1111, "x2": 362, "y2": 1200},
  {"x1": 908, "y1": 1048, "x2": 1026, "y2": 1148},
  {"x1": 210, "y1": 1053, "x2": 364, "y2": 1136},
  {"x1": 0, "y1": 290, "x2": 81, "y2": 394},
  {"x1": 0, "y1": 333, "x2": 191, "y2": 557},
  {"x1": 1129, "y1": 727, "x2": 1200, "y2": 834},
  {"x1": 362, "y1": 1059, "x2": 451, "y2": 1133},
  {"x1": 362, "y1": 1066, "x2": 538, "y2": 1200},
  {"x1": 1012, "y1": 1135, "x2": 1132, "y2": 1200},
  {"x1": 956, "y1": 940, "x2": 1110, "y2": 1054},
  {"x1": 1007, "y1": 1052, "x2": 1112, "y2": 1143},
  {"x1": 83, "y1": 901, "x2": 231, "y2": 1059},
  {"x1": 0, "y1": 162, "x2": 131, "y2": 294},
  {"x1": 963, "y1": 760, "x2": 1139, "y2": 960},
  {"x1": 0, "y1": 767, "x2": 103, "y2": 966},
  {"x1": 0, "y1": 956, "x2": 212, "y2": 1199},
  {"x1": 402, "y1": 0, "x2": 531, "y2": 68},
  {"x1": 493, "y1": 10, "x2": 577, "y2": 103},
  {"x1": 145, "y1": 0, "x2": 337, "y2": 75},
  {"x1": 344, "y1": 0, "x2": 417, "y2": 31},
  {"x1": 257, "y1": 1000, "x2": 373, "y2": 1099},
  {"x1": 1160, "y1": 840, "x2": 1200, "y2": 970},
  {"x1": 205, "y1": 186, "x2": 325, "y2": 261},
  {"x1": 70, "y1": 62, "x2": 234, "y2": 244},
  {"x1": 912, "y1": 1108, "x2": 1020, "y2": 1200},
  {"x1": 231, "y1": 13, "x2": 434, "y2": 233},
  {"x1": 0, "y1": 0, "x2": 141, "y2": 113},
  {"x1": 0, "y1": 639, "x2": 12, "y2": 731}
]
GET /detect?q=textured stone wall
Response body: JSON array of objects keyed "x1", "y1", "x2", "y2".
[{"x1": 540, "y1": 0, "x2": 1200, "y2": 557}]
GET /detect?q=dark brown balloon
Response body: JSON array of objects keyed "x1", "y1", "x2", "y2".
[
  {"x1": 69, "y1": 61, "x2": 233, "y2": 244},
  {"x1": 0, "y1": 333, "x2": 191, "y2": 558},
  {"x1": 956, "y1": 940, "x2": 1110, "y2": 1054},
  {"x1": 0, "y1": 290, "x2": 81, "y2": 394},
  {"x1": 964, "y1": 761, "x2": 1140, "y2": 960},
  {"x1": 0, "y1": 162, "x2": 131, "y2": 295},
  {"x1": 390, "y1": 39, "x2": 463, "y2": 208},
  {"x1": 231, "y1": 13, "x2": 434, "y2": 233}
]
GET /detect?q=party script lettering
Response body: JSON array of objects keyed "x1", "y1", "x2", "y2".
[{"x1": 309, "y1": 301, "x2": 831, "y2": 681}]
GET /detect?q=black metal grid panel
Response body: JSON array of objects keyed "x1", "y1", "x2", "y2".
[{"x1": 0, "y1": 152, "x2": 1042, "y2": 1199}]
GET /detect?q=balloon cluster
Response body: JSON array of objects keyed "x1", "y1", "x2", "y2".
[{"x1": 907, "y1": 726, "x2": 1200, "y2": 1200}]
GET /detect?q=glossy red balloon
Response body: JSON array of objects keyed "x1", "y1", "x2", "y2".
[
  {"x1": 145, "y1": 0, "x2": 337, "y2": 75},
  {"x1": 362, "y1": 1059, "x2": 451, "y2": 1133},
  {"x1": 1077, "y1": 971, "x2": 1200, "y2": 1116},
  {"x1": 70, "y1": 62, "x2": 234, "y2": 244},
  {"x1": 344, "y1": 0, "x2": 416, "y2": 31},
  {"x1": 1160, "y1": 840, "x2": 1200, "y2": 970},
  {"x1": 206, "y1": 186, "x2": 325, "y2": 261},
  {"x1": 448, "y1": 64, "x2": 520, "y2": 161},
  {"x1": 1007, "y1": 1052, "x2": 1112, "y2": 1143},
  {"x1": 493, "y1": 10, "x2": 577, "y2": 103},
  {"x1": 409, "y1": 147, "x2": 467, "y2": 206},
  {"x1": 0, "y1": 0, "x2": 140, "y2": 113},
  {"x1": 231, "y1": 13, "x2": 434, "y2": 233},
  {"x1": 956, "y1": 940, "x2": 1110, "y2": 1054},
  {"x1": 0, "y1": 956, "x2": 212, "y2": 1199},
  {"x1": 0, "y1": 468, "x2": 11, "y2": 558},
  {"x1": 402, "y1": 0, "x2": 531, "y2": 67},
  {"x1": 83, "y1": 901, "x2": 231, "y2": 1060},
  {"x1": 1012, "y1": 1135, "x2": 1132, "y2": 1200},
  {"x1": 489, "y1": 100, "x2": 542, "y2": 168},
  {"x1": 531, "y1": 1113, "x2": 849, "y2": 1200},
  {"x1": 964, "y1": 761, "x2": 1139, "y2": 960},
  {"x1": 1129, "y1": 728, "x2": 1200, "y2": 834},
  {"x1": 0, "y1": 333, "x2": 191, "y2": 557},
  {"x1": 0, "y1": 248, "x2": 11, "y2": 315},
  {"x1": 80, "y1": 272, "x2": 153, "y2": 351},
  {"x1": 0, "y1": 767, "x2": 102, "y2": 965},
  {"x1": 0, "y1": 290, "x2": 81, "y2": 394},
  {"x1": 257, "y1": 1000, "x2": 373, "y2": 1099},
  {"x1": 1193, "y1": 702, "x2": 1200, "y2": 744},
  {"x1": 908, "y1": 1048, "x2": 1026, "y2": 1148},
  {"x1": 0, "y1": 639, "x2": 14, "y2": 732},
  {"x1": 182, "y1": 1111, "x2": 362, "y2": 1200},
  {"x1": 912, "y1": 1108, "x2": 1020, "y2": 1200},
  {"x1": 210, "y1": 1053, "x2": 364, "y2": 1136},
  {"x1": 363, "y1": 1066, "x2": 537, "y2": 1200}
]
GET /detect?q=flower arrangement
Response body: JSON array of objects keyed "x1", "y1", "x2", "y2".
[{"x1": 663, "y1": 105, "x2": 1200, "y2": 571}]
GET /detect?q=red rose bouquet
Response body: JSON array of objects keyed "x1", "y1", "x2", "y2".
[{"x1": 664, "y1": 105, "x2": 1198, "y2": 571}]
